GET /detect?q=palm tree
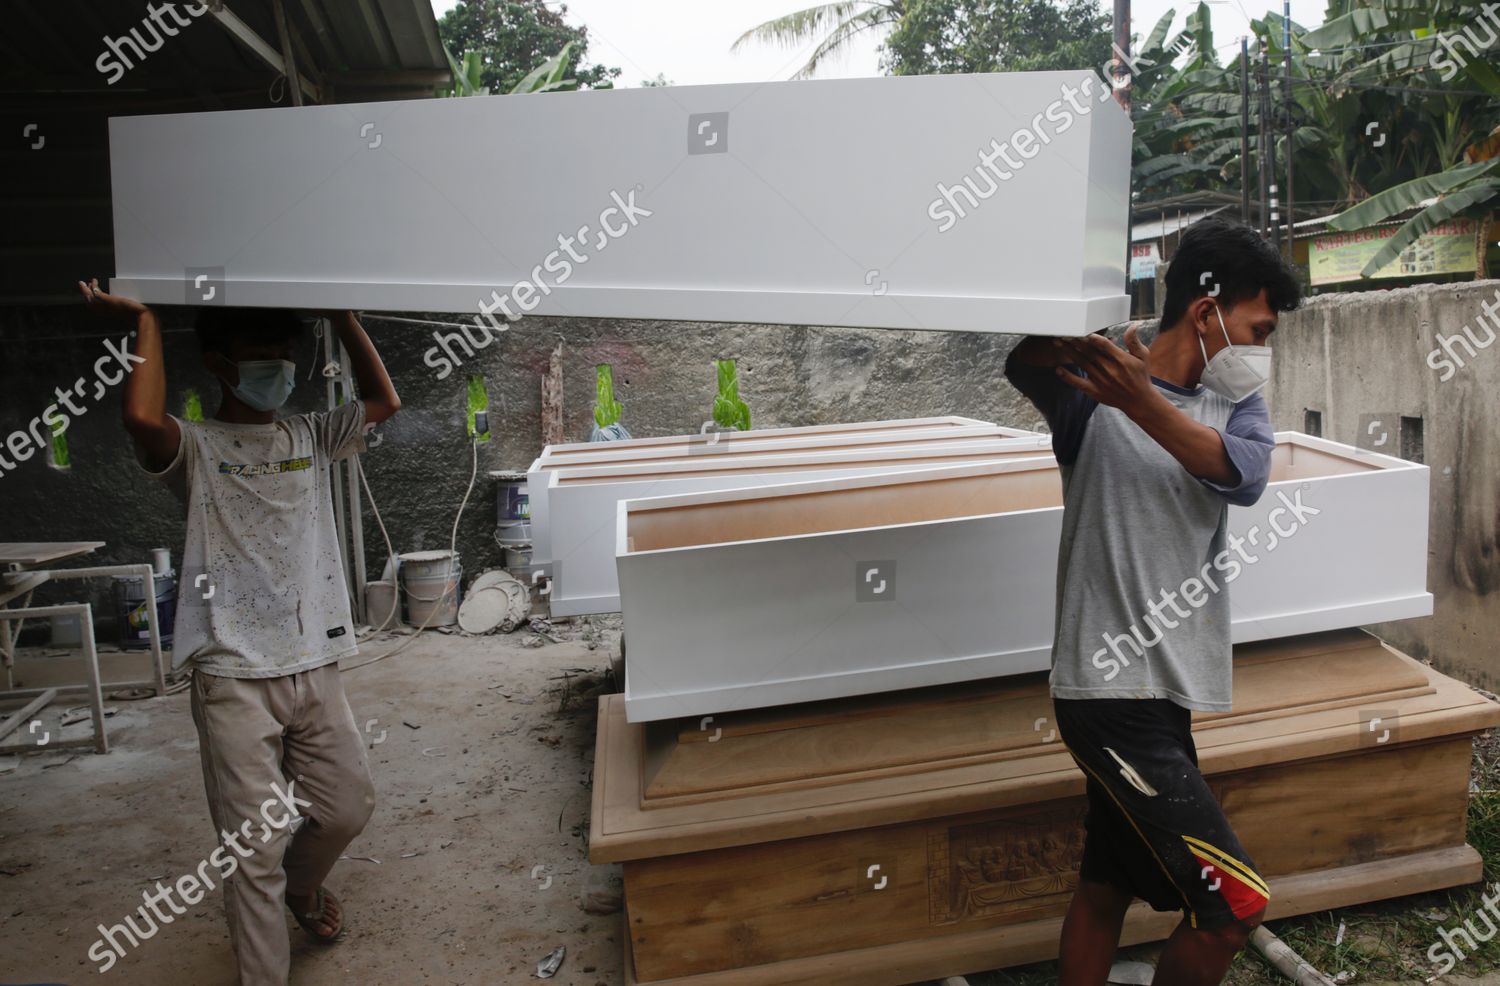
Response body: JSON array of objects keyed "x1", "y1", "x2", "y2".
[{"x1": 731, "y1": 2, "x2": 904, "y2": 79}]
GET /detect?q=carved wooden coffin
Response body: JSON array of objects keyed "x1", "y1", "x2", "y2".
[
  {"x1": 615, "y1": 433, "x2": 1432, "y2": 722},
  {"x1": 589, "y1": 631, "x2": 1498, "y2": 985}
]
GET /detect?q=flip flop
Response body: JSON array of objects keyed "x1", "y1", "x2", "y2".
[{"x1": 288, "y1": 886, "x2": 345, "y2": 943}]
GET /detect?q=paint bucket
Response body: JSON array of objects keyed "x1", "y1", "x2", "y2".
[
  {"x1": 113, "y1": 571, "x2": 177, "y2": 650},
  {"x1": 503, "y1": 543, "x2": 534, "y2": 570},
  {"x1": 365, "y1": 580, "x2": 400, "y2": 630},
  {"x1": 494, "y1": 470, "x2": 529, "y2": 523},
  {"x1": 496, "y1": 520, "x2": 533, "y2": 545},
  {"x1": 400, "y1": 551, "x2": 461, "y2": 628}
]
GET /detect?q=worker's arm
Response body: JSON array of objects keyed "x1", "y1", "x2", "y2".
[
  {"x1": 1004, "y1": 335, "x2": 1099, "y2": 465},
  {"x1": 80, "y1": 279, "x2": 180, "y2": 472},
  {"x1": 1006, "y1": 335, "x2": 1077, "y2": 368},
  {"x1": 328, "y1": 311, "x2": 401, "y2": 425},
  {"x1": 1055, "y1": 327, "x2": 1239, "y2": 487}
]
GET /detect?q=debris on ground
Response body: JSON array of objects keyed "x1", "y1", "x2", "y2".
[{"x1": 536, "y1": 944, "x2": 566, "y2": 978}]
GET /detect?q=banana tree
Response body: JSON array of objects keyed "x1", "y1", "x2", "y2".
[{"x1": 1311, "y1": 0, "x2": 1500, "y2": 275}]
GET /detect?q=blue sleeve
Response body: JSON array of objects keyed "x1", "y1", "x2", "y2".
[
  {"x1": 1198, "y1": 392, "x2": 1274, "y2": 506},
  {"x1": 1002, "y1": 353, "x2": 1098, "y2": 466}
]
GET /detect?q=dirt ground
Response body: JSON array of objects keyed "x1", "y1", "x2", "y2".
[
  {"x1": 1, "y1": 623, "x2": 625, "y2": 986},
  {"x1": 7, "y1": 627, "x2": 1500, "y2": 986}
]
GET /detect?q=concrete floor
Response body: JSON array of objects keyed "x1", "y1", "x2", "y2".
[
  {"x1": 7, "y1": 631, "x2": 1499, "y2": 986},
  {"x1": 1, "y1": 627, "x2": 624, "y2": 985}
]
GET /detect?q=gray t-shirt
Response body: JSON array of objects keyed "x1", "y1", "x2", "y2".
[
  {"x1": 149, "y1": 402, "x2": 368, "y2": 678},
  {"x1": 1005, "y1": 357, "x2": 1274, "y2": 711}
]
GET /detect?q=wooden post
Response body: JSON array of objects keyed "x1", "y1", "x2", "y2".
[{"x1": 542, "y1": 342, "x2": 565, "y2": 447}]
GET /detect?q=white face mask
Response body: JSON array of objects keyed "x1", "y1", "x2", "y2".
[{"x1": 1197, "y1": 306, "x2": 1270, "y2": 403}]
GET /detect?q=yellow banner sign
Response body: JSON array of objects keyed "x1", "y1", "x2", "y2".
[{"x1": 1309, "y1": 220, "x2": 1478, "y2": 286}]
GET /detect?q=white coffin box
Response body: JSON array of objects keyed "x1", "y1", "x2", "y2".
[
  {"x1": 544, "y1": 437, "x2": 1055, "y2": 617},
  {"x1": 615, "y1": 433, "x2": 1433, "y2": 722},
  {"x1": 107, "y1": 72, "x2": 1130, "y2": 334},
  {"x1": 525, "y1": 420, "x2": 1037, "y2": 571}
]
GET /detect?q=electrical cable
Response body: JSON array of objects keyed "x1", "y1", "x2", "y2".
[{"x1": 341, "y1": 436, "x2": 480, "y2": 672}]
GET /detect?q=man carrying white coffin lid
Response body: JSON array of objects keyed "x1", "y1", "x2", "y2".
[
  {"x1": 1004, "y1": 216, "x2": 1302, "y2": 986},
  {"x1": 80, "y1": 280, "x2": 401, "y2": 986}
]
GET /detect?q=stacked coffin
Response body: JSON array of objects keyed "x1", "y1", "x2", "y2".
[
  {"x1": 525, "y1": 417, "x2": 1050, "y2": 617},
  {"x1": 589, "y1": 429, "x2": 1500, "y2": 986}
]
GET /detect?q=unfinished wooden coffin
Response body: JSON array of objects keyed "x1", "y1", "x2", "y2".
[
  {"x1": 107, "y1": 73, "x2": 1130, "y2": 334},
  {"x1": 526, "y1": 420, "x2": 1037, "y2": 576},
  {"x1": 545, "y1": 438, "x2": 1054, "y2": 617},
  {"x1": 616, "y1": 433, "x2": 1431, "y2": 722},
  {"x1": 590, "y1": 631, "x2": 1500, "y2": 985},
  {"x1": 537, "y1": 416, "x2": 995, "y2": 462}
]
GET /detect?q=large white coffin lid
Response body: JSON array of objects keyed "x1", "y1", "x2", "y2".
[
  {"x1": 107, "y1": 72, "x2": 1130, "y2": 333},
  {"x1": 543, "y1": 437, "x2": 1056, "y2": 617},
  {"x1": 615, "y1": 432, "x2": 1434, "y2": 722}
]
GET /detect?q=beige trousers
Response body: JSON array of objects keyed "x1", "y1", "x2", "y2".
[{"x1": 190, "y1": 662, "x2": 375, "y2": 986}]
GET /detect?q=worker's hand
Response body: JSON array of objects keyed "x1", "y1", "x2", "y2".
[
  {"x1": 1054, "y1": 325, "x2": 1157, "y2": 413},
  {"x1": 78, "y1": 278, "x2": 148, "y2": 319}
]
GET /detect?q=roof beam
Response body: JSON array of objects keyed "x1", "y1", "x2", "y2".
[{"x1": 207, "y1": 3, "x2": 319, "y2": 103}]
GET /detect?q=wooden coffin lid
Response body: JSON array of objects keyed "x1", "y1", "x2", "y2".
[
  {"x1": 551, "y1": 440, "x2": 1053, "y2": 487},
  {"x1": 589, "y1": 630, "x2": 1500, "y2": 862},
  {"x1": 537, "y1": 416, "x2": 997, "y2": 458},
  {"x1": 620, "y1": 435, "x2": 1389, "y2": 554}
]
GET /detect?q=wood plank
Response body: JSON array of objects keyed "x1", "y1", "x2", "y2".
[
  {"x1": 622, "y1": 846, "x2": 1483, "y2": 986},
  {"x1": 0, "y1": 542, "x2": 105, "y2": 567},
  {"x1": 0, "y1": 688, "x2": 57, "y2": 743}
]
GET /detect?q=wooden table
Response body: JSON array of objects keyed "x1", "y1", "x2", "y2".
[{"x1": 0, "y1": 542, "x2": 168, "y2": 756}]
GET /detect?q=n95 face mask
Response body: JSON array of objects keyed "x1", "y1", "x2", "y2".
[{"x1": 1197, "y1": 306, "x2": 1270, "y2": 403}]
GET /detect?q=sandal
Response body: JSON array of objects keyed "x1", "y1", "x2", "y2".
[{"x1": 288, "y1": 886, "x2": 345, "y2": 943}]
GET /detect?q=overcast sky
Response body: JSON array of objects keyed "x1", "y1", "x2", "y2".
[{"x1": 429, "y1": 0, "x2": 1329, "y2": 88}]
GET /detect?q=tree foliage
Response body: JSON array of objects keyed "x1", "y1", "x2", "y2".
[
  {"x1": 881, "y1": 0, "x2": 1111, "y2": 75},
  {"x1": 437, "y1": 0, "x2": 620, "y2": 93}
]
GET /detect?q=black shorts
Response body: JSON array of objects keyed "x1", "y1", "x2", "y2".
[{"x1": 1053, "y1": 697, "x2": 1270, "y2": 930}]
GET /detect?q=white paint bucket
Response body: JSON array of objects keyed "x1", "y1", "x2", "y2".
[
  {"x1": 496, "y1": 520, "x2": 532, "y2": 545},
  {"x1": 400, "y1": 551, "x2": 461, "y2": 628},
  {"x1": 366, "y1": 580, "x2": 400, "y2": 630},
  {"x1": 503, "y1": 544, "x2": 533, "y2": 569}
]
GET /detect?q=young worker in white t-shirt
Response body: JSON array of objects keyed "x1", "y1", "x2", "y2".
[{"x1": 82, "y1": 279, "x2": 400, "y2": 986}]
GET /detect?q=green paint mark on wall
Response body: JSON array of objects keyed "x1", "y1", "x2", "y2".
[
  {"x1": 467, "y1": 374, "x2": 491, "y2": 444},
  {"x1": 48, "y1": 421, "x2": 71, "y2": 470}
]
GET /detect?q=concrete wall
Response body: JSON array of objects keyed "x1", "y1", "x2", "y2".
[
  {"x1": 1261, "y1": 279, "x2": 1500, "y2": 688},
  {"x1": 0, "y1": 305, "x2": 1039, "y2": 638},
  {"x1": 4, "y1": 281, "x2": 1496, "y2": 688}
]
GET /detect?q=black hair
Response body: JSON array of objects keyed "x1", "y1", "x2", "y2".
[
  {"x1": 195, "y1": 307, "x2": 304, "y2": 356},
  {"x1": 1159, "y1": 216, "x2": 1302, "y2": 329}
]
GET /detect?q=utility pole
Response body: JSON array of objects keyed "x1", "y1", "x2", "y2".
[
  {"x1": 1260, "y1": 47, "x2": 1281, "y2": 251},
  {"x1": 1257, "y1": 47, "x2": 1272, "y2": 242},
  {"x1": 1283, "y1": 0, "x2": 1296, "y2": 262},
  {"x1": 1240, "y1": 37, "x2": 1251, "y2": 225},
  {"x1": 1113, "y1": 0, "x2": 1132, "y2": 111}
]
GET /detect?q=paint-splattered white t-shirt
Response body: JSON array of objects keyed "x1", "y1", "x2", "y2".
[{"x1": 150, "y1": 402, "x2": 367, "y2": 678}]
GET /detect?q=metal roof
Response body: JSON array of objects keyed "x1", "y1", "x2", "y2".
[{"x1": 1, "y1": 0, "x2": 451, "y2": 304}]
